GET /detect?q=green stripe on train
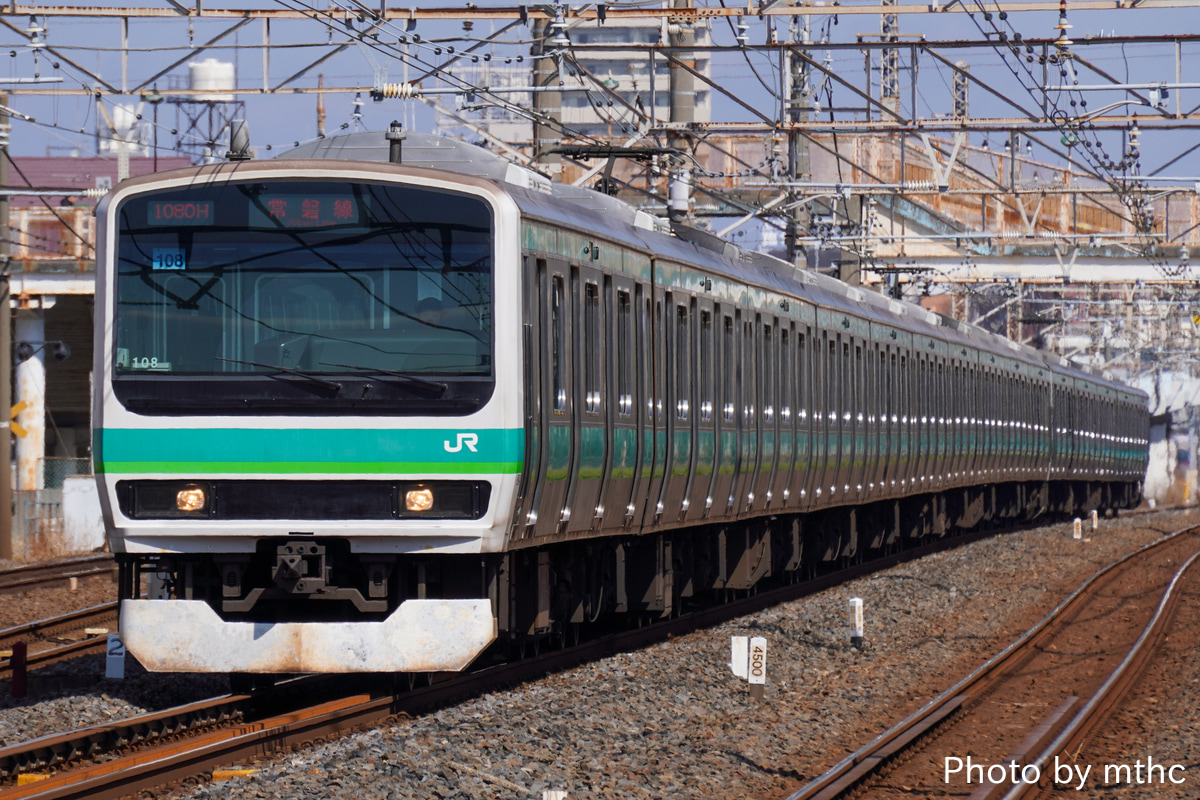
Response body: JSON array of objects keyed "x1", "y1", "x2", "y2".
[{"x1": 93, "y1": 427, "x2": 524, "y2": 475}]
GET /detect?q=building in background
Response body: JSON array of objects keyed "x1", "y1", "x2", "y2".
[{"x1": 435, "y1": 19, "x2": 711, "y2": 145}]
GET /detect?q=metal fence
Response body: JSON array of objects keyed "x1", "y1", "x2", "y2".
[
  {"x1": 12, "y1": 458, "x2": 94, "y2": 560},
  {"x1": 44, "y1": 457, "x2": 92, "y2": 489}
]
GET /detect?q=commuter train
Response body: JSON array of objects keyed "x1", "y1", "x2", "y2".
[{"x1": 93, "y1": 131, "x2": 1149, "y2": 674}]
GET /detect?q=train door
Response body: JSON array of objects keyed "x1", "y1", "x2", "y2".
[
  {"x1": 639, "y1": 289, "x2": 668, "y2": 528},
  {"x1": 934, "y1": 358, "x2": 946, "y2": 488},
  {"x1": 949, "y1": 360, "x2": 962, "y2": 485},
  {"x1": 755, "y1": 318, "x2": 779, "y2": 509},
  {"x1": 850, "y1": 339, "x2": 868, "y2": 498},
  {"x1": 879, "y1": 345, "x2": 896, "y2": 496},
  {"x1": 899, "y1": 349, "x2": 914, "y2": 490},
  {"x1": 658, "y1": 293, "x2": 695, "y2": 521},
  {"x1": 563, "y1": 270, "x2": 607, "y2": 533},
  {"x1": 733, "y1": 314, "x2": 760, "y2": 515},
  {"x1": 528, "y1": 259, "x2": 573, "y2": 539},
  {"x1": 963, "y1": 361, "x2": 974, "y2": 482},
  {"x1": 685, "y1": 301, "x2": 716, "y2": 522},
  {"x1": 789, "y1": 325, "x2": 813, "y2": 511},
  {"x1": 708, "y1": 309, "x2": 738, "y2": 519},
  {"x1": 831, "y1": 334, "x2": 850, "y2": 500},
  {"x1": 772, "y1": 322, "x2": 796, "y2": 510},
  {"x1": 597, "y1": 278, "x2": 641, "y2": 532},
  {"x1": 511, "y1": 254, "x2": 544, "y2": 541},
  {"x1": 873, "y1": 344, "x2": 887, "y2": 494},
  {"x1": 628, "y1": 285, "x2": 656, "y2": 527},
  {"x1": 813, "y1": 329, "x2": 833, "y2": 507}
]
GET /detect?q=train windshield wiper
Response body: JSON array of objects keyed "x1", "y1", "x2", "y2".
[
  {"x1": 215, "y1": 357, "x2": 343, "y2": 394},
  {"x1": 319, "y1": 361, "x2": 447, "y2": 396}
]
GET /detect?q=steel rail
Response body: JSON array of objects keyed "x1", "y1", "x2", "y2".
[
  {"x1": 995, "y1": 545, "x2": 1200, "y2": 800},
  {"x1": 784, "y1": 522, "x2": 1200, "y2": 800},
  {"x1": 0, "y1": 556, "x2": 115, "y2": 596},
  {"x1": 0, "y1": 520, "x2": 1053, "y2": 800},
  {"x1": 0, "y1": 604, "x2": 119, "y2": 679}
]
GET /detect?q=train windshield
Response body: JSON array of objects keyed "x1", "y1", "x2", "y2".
[{"x1": 111, "y1": 179, "x2": 494, "y2": 414}]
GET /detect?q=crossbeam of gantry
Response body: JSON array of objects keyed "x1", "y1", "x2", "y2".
[{"x1": 3, "y1": 1, "x2": 1200, "y2": 19}]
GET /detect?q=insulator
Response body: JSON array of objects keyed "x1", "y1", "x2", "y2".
[
  {"x1": 901, "y1": 180, "x2": 935, "y2": 191},
  {"x1": 374, "y1": 83, "x2": 422, "y2": 100},
  {"x1": 84, "y1": 187, "x2": 108, "y2": 199}
]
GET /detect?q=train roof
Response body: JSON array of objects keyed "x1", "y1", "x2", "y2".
[{"x1": 280, "y1": 132, "x2": 1141, "y2": 403}]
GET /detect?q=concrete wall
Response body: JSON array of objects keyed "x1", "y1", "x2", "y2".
[{"x1": 61, "y1": 475, "x2": 105, "y2": 555}]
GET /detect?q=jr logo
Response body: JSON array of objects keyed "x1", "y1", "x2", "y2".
[{"x1": 444, "y1": 432, "x2": 479, "y2": 453}]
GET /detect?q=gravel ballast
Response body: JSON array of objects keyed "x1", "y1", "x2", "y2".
[{"x1": 2, "y1": 509, "x2": 1194, "y2": 797}]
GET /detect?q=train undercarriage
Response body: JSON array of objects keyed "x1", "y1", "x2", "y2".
[{"x1": 116, "y1": 478, "x2": 1142, "y2": 673}]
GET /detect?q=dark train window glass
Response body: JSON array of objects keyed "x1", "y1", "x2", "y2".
[
  {"x1": 616, "y1": 290, "x2": 632, "y2": 416},
  {"x1": 780, "y1": 328, "x2": 792, "y2": 422},
  {"x1": 798, "y1": 330, "x2": 808, "y2": 422},
  {"x1": 723, "y1": 316, "x2": 735, "y2": 423},
  {"x1": 841, "y1": 340, "x2": 850, "y2": 426},
  {"x1": 654, "y1": 300, "x2": 664, "y2": 421},
  {"x1": 763, "y1": 324, "x2": 775, "y2": 422},
  {"x1": 642, "y1": 295, "x2": 654, "y2": 421},
  {"x1": 829, "y1": 338, "x2": 839, "y2": 427},
  {"x1": 700, "y1": 310, "x2": 713, "y2": 422},
  {"x1": 584, "y1": 282, "x2": 601, "y2": 414},
  {"x1": 676, "y1": 304, "x2": 690, "y2": 420},
  {"x1": 552, "y1": 276, "x2": 566, "y2": 412},
  {"x1": 115, "y1": 180, "x2": 495, "y2": 415},
  {"x1": 116, "y1": 181, "x2": 493, "y2": 379},
  {"x1": 745, "y1": 321, "x2": 757, "y2": 424},
  {"x1": 855, "y1": 344, "x2": 863, "y2": 423}
]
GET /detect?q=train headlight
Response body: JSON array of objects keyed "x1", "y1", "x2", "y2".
[
  {"x1": 396, "y1": 481, "x2": 491, "y2": 519},
  {"x1": 119, "y1": 480, "x2": 214, "y2": 519},
  {"x1": 176, "y1": 485, "x2": 208, "y2": 512},
  {"x1": 405, "y1": 487, "x2": 435, "y2": 512}
]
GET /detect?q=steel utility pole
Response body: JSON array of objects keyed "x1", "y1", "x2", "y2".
[
  {"x1": 667, "y1": 0, "x2": 694, "y2": 224},
  {"x1": 785, "y1": 17, "x2": 811, "y2": 266},
  {"x1": 0, "y1": 93, "x2": 11, "y2": 560},
  {"x1": 532, "y1": 16, "x2": 563, "y2": 181}
]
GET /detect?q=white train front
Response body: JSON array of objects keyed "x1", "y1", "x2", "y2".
[{"x1": 93, "y1": 133, "x2": 1149, "y2": 674}]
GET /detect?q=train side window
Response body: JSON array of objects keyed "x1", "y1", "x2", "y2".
[
  {"x1": 700, "y1": 310, "x2": 713, "y2": 421},
  {"x1": 780, "y1": 327, "x2": 792, "y2": 422},
  {"x1": 855, "y1": 344, "x2": 863, "y2": 425},
  {"x1": 744, "y1": 320, "x2": 757, "y2": 424},
  {"x1": 798, "y1": 329, "x2": 808, "y2": 424},
  {"x1": 675, "y1": 304, "x2": 690, "y2": 420},
  {"x1": 551, "y1": 275, "x2": 566, "y2": 413},
  {"x1": 616, "y1": 290, "x2": 632, "y2": 416},
  {"x1": 584, "y1": 282, "x2": 601, "y2": 415},
  {"x1": 763, "y1": 323, "x2": 775, "y2": 423},
  {"x1": 723, "y1": 316, "x2": 736, "y2": 422}
]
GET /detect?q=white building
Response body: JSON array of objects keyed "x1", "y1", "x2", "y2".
[{"x1": 435, "y1": 18, "x2": 711, "y2": 145}]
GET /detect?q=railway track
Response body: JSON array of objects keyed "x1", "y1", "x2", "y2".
[
  {"x1": 0, "y1": 604, "x2": 118, "y2": 680},
  {"x1": 0, "y1": 523, "x2": 1030, "y2": 800},
  {"x1": 785, "y1": 522, "x2": 1200, "y2": 800},
  {"x1": 0, "y1": 556, "x2": 115, "y2": 596},
  {"x1": 0, "y1": 516, "x2": 1178, "y2": 800}
]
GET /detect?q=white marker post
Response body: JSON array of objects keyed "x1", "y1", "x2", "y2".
[
  {"x1": 849, "y1": 597, "x2": 864, "y2": 649},
  {"x1": 730, "y1": 635, "x2": 768, "y2": 701},
  {"x1": 748, "y1": 637, "x2": 767, "y2": 701},
  {"x1": 1073, "y1": 518, "x2": 1082, "y2": 540},
  {"x1": 1091, "y1": 509, "x2": 1099, "y2": 530},
  {"x1": 730, "y1": 636, "x2": 749, "y2": 679},
  {"x1": 105, "y1": 634, "x2": 126, "y2": 680}
]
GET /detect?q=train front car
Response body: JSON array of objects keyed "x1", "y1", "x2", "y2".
[{"x1": 93, "y1": 161, "x2": 522, "y2": 673}]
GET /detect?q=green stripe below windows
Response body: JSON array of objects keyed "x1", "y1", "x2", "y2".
[{"x1": 94, "y1": 427, "x2": 524, "y2": 475}]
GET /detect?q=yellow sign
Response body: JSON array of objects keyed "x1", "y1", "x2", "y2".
[{"x1": 10, "y1": 401, "x2": 26, "y2": 438}]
